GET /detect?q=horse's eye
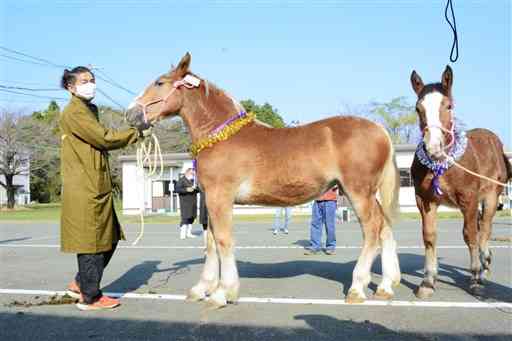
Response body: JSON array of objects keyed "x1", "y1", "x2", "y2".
[
  {"x1": 447, "y1": 104, "x2": 453, "y2": 110},
  {"x1": 155, "y1": 81, "x2": 164, "y2": 87}
]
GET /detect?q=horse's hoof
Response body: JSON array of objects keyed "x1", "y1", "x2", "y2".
[
  {"x1": 469, "y1": 283, "x2": 484, "y2": 296},
  {"x1": 186, "y1": 286, "x2": 207, "y2": 302},
  {"x1": 415, "y1": 286, "x2": 434, "y2": 299},
  {"x1": 225, "y1": 290, "x2": 240, "y2": 304},
  {"x1": 186, "y1": 291, "x2": 205, "y2": 302},
  {"x1": 208, "y1": 289, "x2": 228, "y2": 308},
  {"x1": 374, "y1": 288, "x2": 394, "y2": 301},
  {"x1": 345, "y1": 289, "x2": 366, "y2": 304}
]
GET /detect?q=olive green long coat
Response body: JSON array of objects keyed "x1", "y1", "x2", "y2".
[{"x1": 59, "y1": 95, "x2": 139, "y2": 254}]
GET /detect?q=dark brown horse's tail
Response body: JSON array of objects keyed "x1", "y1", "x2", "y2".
[{"x1": 378, "y1": 133, "x2": 400, "y2": 225}]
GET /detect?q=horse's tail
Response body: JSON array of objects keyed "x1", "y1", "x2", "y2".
[
  {"x1": 503, "y1": 152, "x2": 512, "y2": 181},
  {"x1": 379, "y1": 134, "x2": 400, "y2": 225}
]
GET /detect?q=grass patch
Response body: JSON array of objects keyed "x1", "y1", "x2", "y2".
[{"x1": 1, "y1": 203, "x2": 510, "y2": 223}]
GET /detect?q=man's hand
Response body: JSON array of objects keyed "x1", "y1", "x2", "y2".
[{"x1": 135, "y1": 121, "x2": 152, "y2": 138}]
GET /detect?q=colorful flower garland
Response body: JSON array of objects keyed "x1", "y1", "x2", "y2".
[
  {"x1": 190, "y1": 111, "x2": 256, "y2": 157},
  {"x1": 415, "y1": 120, "x2": 468, "y2": 195}
]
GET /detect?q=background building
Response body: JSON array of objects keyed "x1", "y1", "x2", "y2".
[
  {"x1": 119, "y1": 147, "x2": 512, "y2": 215},
  {"x1": 0, "y1": 171, "x2": 31, "y2": 206}
]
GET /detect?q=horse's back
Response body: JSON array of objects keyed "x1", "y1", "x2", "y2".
[{"x1": 465, "y1": 128, "x2": 510, "y2": 184}]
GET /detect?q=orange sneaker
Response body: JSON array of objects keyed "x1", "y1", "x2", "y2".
[
  {"x1": 76, "y1": 295, "x2": 121, "y2": 311},
  {"x1": 66, "y1": 280, "x2": 81, "y2": 299}
]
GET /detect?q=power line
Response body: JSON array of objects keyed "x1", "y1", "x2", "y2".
[
  {"x1": 0, "y1": 89, "x2": 68, "y2": 100},
  {"x1": 0, "y1": 84, "x2": 62, "y2": 92},
  {"x1": 0, "y1": 54, "x2": 56, "y2": 68},
  {"x1": 0, "y1": 46, "x2": 69, "y2": 68},
  {"x1": 95, "y1": 69, "x2": 136, "y2": 96},
  {"x1": 0, "y1": 46, "x2": 137, "y2": 100}
]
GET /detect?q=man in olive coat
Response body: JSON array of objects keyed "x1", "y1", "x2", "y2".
[{"x1": 59, "y1": 66, "x2": 150, "y2": 310}]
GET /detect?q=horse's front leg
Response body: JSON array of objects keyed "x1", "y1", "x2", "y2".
[
  {"x1": 415, "y1": 197, "x2": 439, "y2": 299},
  {"x1": 204, "y1": 194, "x2": 239, "y2": 308},
  {"x1": 187, "y1": 225, "x2": 219, "y2": 302},
  {"x1": 461, "y1": 200, "x2": 483, "y2": 294}
]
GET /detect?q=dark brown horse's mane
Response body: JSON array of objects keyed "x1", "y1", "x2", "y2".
[{"x1": 418, "y1": 83, "x2": 450, "y2": 100}]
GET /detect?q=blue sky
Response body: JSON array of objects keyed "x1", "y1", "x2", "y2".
[{"x1": 1, "y1": 0, "x2": 510, "y2": 147}]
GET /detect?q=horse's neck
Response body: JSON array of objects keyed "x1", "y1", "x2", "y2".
[{"x1": 181, "y1": 91, "x2": 240, "y2": 143}]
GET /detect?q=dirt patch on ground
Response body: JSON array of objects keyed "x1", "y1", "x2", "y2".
[{"x1": 5, "y1": 295, "x2": 78, "y2": 308}]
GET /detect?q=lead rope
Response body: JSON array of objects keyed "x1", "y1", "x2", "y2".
[
  {"x1": 132, "y1": 133, "x2": 164, "y2": 245},
  {"x1": 442, "y1": 151, "x2": 509, "y2": 188}
]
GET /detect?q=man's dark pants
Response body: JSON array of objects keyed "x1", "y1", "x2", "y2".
[{"x1": 75, "y1": 243, "x2": 117, "y2": 304}]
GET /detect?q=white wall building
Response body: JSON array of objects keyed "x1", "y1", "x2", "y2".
[
  {"x1": 0, "y1": 171, "x2": 31, "y2": 206},
  {"x1": 119, "y1": 147, "x2": 512, "y2": 215}
]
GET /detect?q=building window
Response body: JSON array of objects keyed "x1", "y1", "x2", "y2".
[{"x1": 399, "y1": 169, "x2": 413, "y2": 187}]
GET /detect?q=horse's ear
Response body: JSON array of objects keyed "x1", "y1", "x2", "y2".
[
  {"x1": 410, "y1": 70, "x2": 424, "y2": 95},
  {"x1": 175, "y1": 52, "x2": 191, "y2": 78},
  {"x1": 441, "y1": 65, "x2": 453, "y2": 92}
]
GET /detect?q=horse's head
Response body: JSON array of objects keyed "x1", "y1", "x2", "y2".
[
  {"x1": 410, "y1": 65, "x2": 455, "y2": 160},
  {"x1": 126, "y1": 52, "x2": 199, "y2": 125}
]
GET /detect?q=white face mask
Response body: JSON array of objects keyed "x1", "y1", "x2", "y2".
[{"x1": 75, "y1": 82, "x2": 96, "y2": 100}]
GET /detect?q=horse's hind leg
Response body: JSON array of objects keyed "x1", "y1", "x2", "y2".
[
  {"x1": 415, "y1": 198, "x2": 439, "y2": 299},
  {"x1": 374, "y1": 220, "x2": 401, "y2": 300},
  {"x1": 346, "y1": 193, "x2": 382, "y2": 303},
  {"x1": 478, "y1": 193, "x2": 498, "y2": 279},
  {"x1": 461, "y1": 200, "x2": 482, "y2": 294},
  {"x1": 187, "y1": 226, "x2": 219, "y2": 302}
]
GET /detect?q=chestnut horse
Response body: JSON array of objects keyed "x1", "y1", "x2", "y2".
[
  {"x1": 127, "y1": 53, "x2": 401, "y2": 307},
  {"x1": 410, "y1": 65, "x2": 512, "y2": 298}
]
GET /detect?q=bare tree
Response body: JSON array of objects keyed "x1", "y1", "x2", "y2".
[
  {"x1": 0, "y1": 112, "x2": 31, "y2": 208},
  {"x1": 0, "y1": 110, "x2": 58, "y2": 208}
]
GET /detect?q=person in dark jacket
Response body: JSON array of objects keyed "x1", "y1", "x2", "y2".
[{"x1": 174, "y1": 168, "x2": 199, "y2": 239}]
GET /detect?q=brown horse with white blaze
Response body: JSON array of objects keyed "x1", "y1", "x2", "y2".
[
  {"x1": 410, "y1": 65, "x2": 512, "y2": 298},
  {"x1": 126, "y1": 53, "x2": 401, "y2": 307}
]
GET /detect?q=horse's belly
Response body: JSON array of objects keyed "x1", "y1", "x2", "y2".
[{"x1": 234, "y1": 178, "x2": 323, "y2": 206}]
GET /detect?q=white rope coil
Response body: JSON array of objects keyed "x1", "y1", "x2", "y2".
[{"x1": 132, "y1": 133, "x2": 164, "y2": 245}]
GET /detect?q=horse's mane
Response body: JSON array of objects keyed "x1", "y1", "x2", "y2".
[{"x1": 190, "y1": 72, "x2": 274, "y2": 129}]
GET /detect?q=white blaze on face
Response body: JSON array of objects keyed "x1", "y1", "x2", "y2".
[{"x1": 421, "y1": 92, "x2": 444, "y2": 157}]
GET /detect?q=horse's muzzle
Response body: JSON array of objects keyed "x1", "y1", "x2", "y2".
[{"x1": 125, "y1": 105, "x2": 145, "y2": 127}]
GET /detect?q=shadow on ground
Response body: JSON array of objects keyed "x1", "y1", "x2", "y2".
[
  {"x1": 0, "y1": 311, "x2": 509, "y2": 341},
  {"x1": 0, "y1": 237, "x2": 31, "y2": 244}
]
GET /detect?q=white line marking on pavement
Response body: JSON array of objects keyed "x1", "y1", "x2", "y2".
[
  {"x1": 0, "y1": 244, "x2": 510, "y2": 250},
  {"x1": 1, "y1": 288, "x2": 511, "y2": 309}
]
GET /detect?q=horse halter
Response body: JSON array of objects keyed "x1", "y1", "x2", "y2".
[
  {"x1": 136, "y1": 75, "x2": 200, "y2": 122},
  {"x1": 421, "y1": 106, "x2": 456, "y2": 151}
]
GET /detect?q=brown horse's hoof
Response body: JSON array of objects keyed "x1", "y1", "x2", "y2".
[
  {"x1": 345, "y1": 289, "x2": 366, "y2": 304},
  {"x1": 374, "y1": 288, "x2": 394, "y2": 301},
  {"x1": 415, "y1": 286, "x2": 434, "y2": 299},
  {"x1": 469, "y1": 283, "x2": 484, "y2": 296}
]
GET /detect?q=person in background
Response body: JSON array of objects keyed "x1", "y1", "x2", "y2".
[
  {"x1": 174, "y1": 168, "x2": 199, "y2": 239},
  {"x1": 60, "y1": 66, "x2": 151, "y2": 311},
  {"x1": 273, "y1": 207, "x2": 291, "y2": 235},
  {"x1": 199, "y1": 189, "x2": 209, "y2": 251},
  {"x1": 305, "y1": 186, "x2": 338, "y2": 255}
]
